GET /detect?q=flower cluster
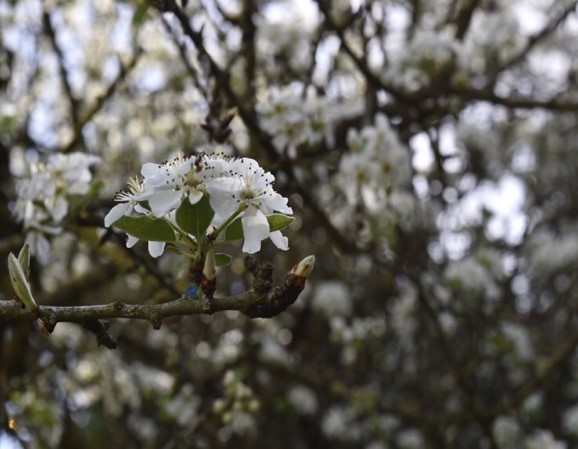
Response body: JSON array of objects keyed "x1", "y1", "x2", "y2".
[
  {"x1": 104, "y1": 151, "x2": 293, "y2": 257},
  {"x1": 12, "y1": 152, "x2": 101, "y2": 263},
  {"x1": 256, "y1": 83, "x2": 363, "y2": 155},
  {"x1": 337, "y1": 113, "x2": 411, "y2": 209}
]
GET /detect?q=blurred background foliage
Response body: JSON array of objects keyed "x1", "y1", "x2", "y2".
[{"x1": 2, "y1": 0, "x2": 578, "y2": 448}]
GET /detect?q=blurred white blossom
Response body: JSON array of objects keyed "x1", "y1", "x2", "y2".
[
  {"x1": 312, "y1": 281, "x2": 351, "y2": 318},
  {"x1": 501, "y1": 322, "x2": 534, "y2": 362},
  {"x1": 526, "y1": 229, "x2": 578, "y2": 279},
  {"x1": 562, "y1": 404, "x2": 578, "y2": 436},
  {"x1": 444, "y1": 255, "x2": 500, "y2": 301},
  {"x1": 322, "y1": 406, "x2": 358, "y2": 440},
  {"x1": 525, "y1": 430, "x2": 567, "y2": 449},
  {"x1": 396, "y1": 428, "x2": 425, "y2": 449},
  {"x1": 12, "y1": 151, "x2": 101, "y2": 263},
  {"x1": 337, "y1": 113, "x2": 411, "y2": 210},
  {"x1": 256, "y1": 83, "x2": 361, "y2": 155},
  {"x1": 287, "y1": 385, "x2": 318, "y2": 415},
  {"x1": 493, "y1": 415, "x2": 523, "y2": 449}
]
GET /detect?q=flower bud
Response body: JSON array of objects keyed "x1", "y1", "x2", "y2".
[
  {"x1": 203, "y1": 248, "x2": 216, "y2": 281},
  {"x1": 8, "y1": 252, "x2": 38, "y2": 311},
  {"x1": 201, "y1": 248, "x2": 217, "y2": 298},
  {"x1": 290, "y1": 255, "x2": 315, "y2": 278},
  {"x1": 17, "y1": 242, "x2": 31, "y2": 279}
]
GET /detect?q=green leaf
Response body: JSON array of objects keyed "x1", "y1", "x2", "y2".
[
  {"x1": 223, "y1": 217, "x2": 243, "y2": 241},
  {"x1": 175, "y1": 195, "x2": 215, "y2": 238},
  {"x1": 132, "y1": 0, "x2": 150, "y2": 26},
  {"x1": 267, "y1": 214, "x2": 294, "y2": 232},
  {"x1": 215, "y1": 253, "x2": 233, "y2": 267},
  {"x1": 113, "y1": 216, "x2": 176, "y2": 242},
  {"x1": 223, "y1": 214, "x2": 294, "y2": 242}
]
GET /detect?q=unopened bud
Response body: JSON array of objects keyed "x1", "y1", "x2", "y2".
[
  {"x1": 8, "y1": 252, "x2": 38, "y2": 311},
  {"x1": 201, "y1": 248, "x2": 217, "y2": 298},
  {"x1": 203, "y1": 248, "x2": 216, "y2": 281},
  {"x1": 17, "y1": 242, "x2": 31, "y2": 279},
  {"x1": 290, "y1": 255, "x2": 315, "y2": 278}
]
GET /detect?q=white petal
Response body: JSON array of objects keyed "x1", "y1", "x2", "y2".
[
  {"x1": 148, "y1": 241, "x2": 166, "y2": 258},
  {"x1": 241, "y1": 210, "x2": 269, "y2": 254},
  {"x1": 269, "y1": 231, "x2": 289, "y2": 251},
  {"x1": 134, "y1": 204, "x2": 149, "y2": 214},
  {"x1": 242, "y1": 234, "x2": 262, "y2": 254},
  {"x1": 51, "y1": 196, "x2": 69, "y2": 222},
  {"x1": 104, "y1": 203, "x2": 131, "y2": 227},
  {"x1": 188, "y1": 190, "x2": 203, "y2": 205},
  {"x1": 264, "y1": 192, "x2": 293, "y2": 214},
  {"x1": 126, "y1": 235, "x2": 139, "y2": 248},
  {"x1": 206, "y1": 178, "x2": 239, "y2": 217},
  {"x1": 141, "y1": 162, "x2": 162, "y2": 180},
  {"x1": 148, "y1": 190, "x2": 182, "y2": 216}
]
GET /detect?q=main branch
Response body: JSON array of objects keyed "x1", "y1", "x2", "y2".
[{"x1": 1, "y1": 256, "x2": 315, "y2": 348}]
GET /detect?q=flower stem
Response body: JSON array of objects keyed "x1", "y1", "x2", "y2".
[{"x1": 209, "y1": 203, "x2": 248, "y2": 242}]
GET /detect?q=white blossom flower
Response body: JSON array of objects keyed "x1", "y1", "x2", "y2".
[
  {"x1": 140, "y1": 153, "x2": 204, "y2": 217},
  {"x1": 206, "y1": 157, "x2": 292, "y2": 253},
  {"x1": 104, "y1": 177, "x2": 167, "y2": 257},
  {"x1": 104, "y1": 177, "x2": 150, "y2": 227},
  {"x1": 105, "y1": 151, "x2": 293, "y2": 255}
]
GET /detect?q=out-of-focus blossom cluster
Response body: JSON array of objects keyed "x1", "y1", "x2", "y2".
[
  {"x1": 493, "y1": 417, "x2": 567, "y2": 449},
  {"x1": 444, "y1": 254, "x2": 501, "y2": 303},
  {"x1": 336, "y1": 113, "x2": 411, "y2": 211},
  {"x1": 321, "y1": 404, "x2": 405, "y2": 446},
  {"x1": 387, "y1": 27, "x2": 457, "y2": 92},
  {"x1": 330, "y1": 315, "x2": 386, "y2": 365},
  {"x1": 256, "y1": 83, "x2": 363, "y2": 155},
  {"x1": 458, "y1": 10, "x2": 525, "y2": 76},
  {"x1": 211, "y1": 370, "x2": 260, "y2": 437},
  {"x1": 255, "y1": 1, "x2": 319, "y2": 74},
  {"x1": 12, "y1": 152, "x2": 101, "y2": 263},
  {"x1": 105, "y1": 148, "x2": 293, "y2": 256},
  {"x1": 526, "y1": 229, "x2": 578, "y2": 279},
  {"x1": 381, "y1": 6, "x2": 527, "y2": 92}
]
